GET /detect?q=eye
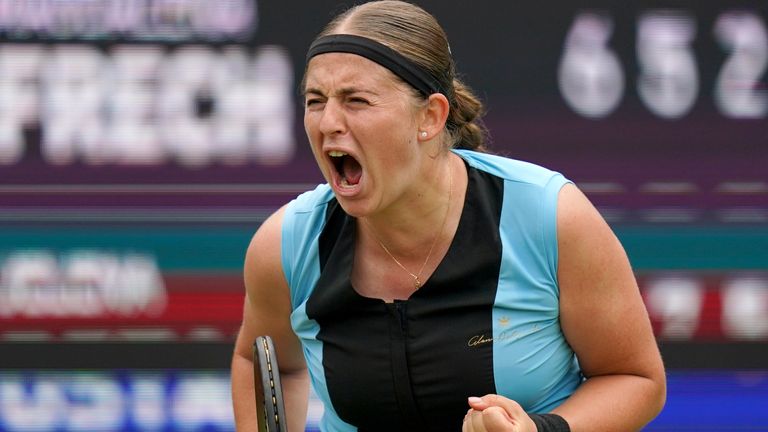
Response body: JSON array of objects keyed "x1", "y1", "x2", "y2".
[
  {"x1": 305, "y1": 98, "x2": 325, "y2": 109},
  {"x1": 348, "y1": 97, "x2": 369, "y2": 105}
]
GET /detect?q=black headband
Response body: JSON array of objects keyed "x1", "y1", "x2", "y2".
[{"x1": 306, "y1": 34, "x2": 444, "y2": 96}]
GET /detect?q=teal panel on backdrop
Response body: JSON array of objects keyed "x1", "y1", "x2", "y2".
[
  {"x1": 616, "y1": 226, "x2": 768, "y2": 270},
  {"x1": 1, "y1": 225, "x2": 766, "y2": 271},
  {"x1": 0, "y1": 226, "x2": 255, "y2": 272}
]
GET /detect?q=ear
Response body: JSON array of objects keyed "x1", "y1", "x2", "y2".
[{"x1": 417, "y1": 93, "x2": 450, "y2": 141}]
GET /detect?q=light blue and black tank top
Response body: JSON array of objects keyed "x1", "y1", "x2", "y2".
[{"x1": 281, "y1": 149, "x2": 584, "y2": 431}]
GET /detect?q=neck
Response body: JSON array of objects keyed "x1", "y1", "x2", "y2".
[{"x1": 362, "y1": 153, "x2": 456, "y2": 259}]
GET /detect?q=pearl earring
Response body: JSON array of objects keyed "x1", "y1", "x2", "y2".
[{"x1": 420, "y1": 131, "x2": 428, "y2": 138}]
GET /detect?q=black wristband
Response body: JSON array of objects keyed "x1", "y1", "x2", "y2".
[{"x1": 529, "y1": 413, "x2": 570, "y2": 432}]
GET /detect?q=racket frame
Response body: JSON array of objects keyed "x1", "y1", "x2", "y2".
[{"x1": 253, "y1": 335, "x2": 287, "y2": 432}]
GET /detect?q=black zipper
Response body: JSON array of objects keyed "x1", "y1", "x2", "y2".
[{"x1": 386, "y1": 300, "x2": 422, "y2": 429}]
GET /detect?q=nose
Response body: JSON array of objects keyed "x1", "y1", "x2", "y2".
[{"x1": 318, "y1": 98, "x2": 346, "y2": 136}]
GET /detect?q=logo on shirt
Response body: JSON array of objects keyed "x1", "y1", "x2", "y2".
[{"x1": 467, "y1": 324, "x2": 542, "y2": 347}]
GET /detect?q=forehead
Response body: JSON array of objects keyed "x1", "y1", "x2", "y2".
[{"x1": 304, "y1": 52, "x2": 404, "y2": 93}]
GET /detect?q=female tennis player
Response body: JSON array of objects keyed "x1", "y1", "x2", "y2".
[{"x1": 231, "y1": 1, "x2": 666, "y2": 430}]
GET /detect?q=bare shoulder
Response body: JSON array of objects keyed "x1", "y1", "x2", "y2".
[
  {"x1": 556, "y1": 183, "x2": 609, "y2": 242},
  {"x1": 556, "y1": 182, "x2": 628, "y2": 282},
  {"x1": 244, "y1": 205, "x2": 288, "y2": 294},
  {"x1": 243, "y1": 204, "x2": 292, "y2": 322}
]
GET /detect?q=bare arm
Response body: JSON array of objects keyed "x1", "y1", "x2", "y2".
[
  {"x1": 231, "y1": 206, "x2": 310, "y2": 432},
  {"x1": 552, "y1": 183, "x2": 666, "y2": 431}
]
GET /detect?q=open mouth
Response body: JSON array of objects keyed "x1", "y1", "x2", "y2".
[{"x1": 328, "y1": 150, "x2": 362, "y2": 187}]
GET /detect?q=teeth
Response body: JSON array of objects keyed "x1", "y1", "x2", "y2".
[{"x1": 328, "y1": 150, "x2": 348, "y2": 157}]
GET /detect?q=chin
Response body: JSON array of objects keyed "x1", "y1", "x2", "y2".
[{"x1": 332, "y1": 196, "x2": 371, "y2": 219}]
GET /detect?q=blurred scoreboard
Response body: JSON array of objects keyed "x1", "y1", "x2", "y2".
[
  {"x1": 0, "y1": 0, "x2": 295, "y2": 168},
  {"x1": 0, "y1": 1, "x2": 764, "y2": 175}
]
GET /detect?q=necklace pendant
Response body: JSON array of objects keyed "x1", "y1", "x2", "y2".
[{"x1": 414, "y1": 278, "x2": 422, "y2": 289}]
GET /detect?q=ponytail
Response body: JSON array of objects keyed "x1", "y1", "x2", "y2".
[{"x1": 446, "y1": 79, "x2": 488, "y2": 152}]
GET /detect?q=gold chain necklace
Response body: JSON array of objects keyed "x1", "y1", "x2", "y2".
[{"x1": 367, "y1": 160, "x2": 453, "y2": 290}]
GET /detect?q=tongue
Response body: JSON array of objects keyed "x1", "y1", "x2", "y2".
[{"x1": 342, "y1": 156, "x2": 362, "y2": 185}]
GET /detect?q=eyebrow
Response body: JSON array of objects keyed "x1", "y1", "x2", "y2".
[{"x1": 303, "y1": 87, "x2": 378, "y2": 98}]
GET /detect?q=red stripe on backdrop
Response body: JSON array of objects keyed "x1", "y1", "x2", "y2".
[
  {"x1": 2, "y1": 272, "x2": 766, "y2": 342},
  {"x1": 696, "y1": 287, "x2": 723, "y2": 340},
  {"x1": 163, "y1": 273, "x2": 244, "y2": 292},
  {"x1": 0, "y1": 290, "x2": 245, "y2": 341}
]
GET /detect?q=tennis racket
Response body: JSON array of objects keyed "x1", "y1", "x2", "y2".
[{"x1": 253, "y1": 335, "x2": 287, "y2": 432}]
